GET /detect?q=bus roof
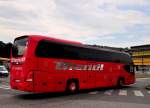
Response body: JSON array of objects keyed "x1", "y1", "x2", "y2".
[
  {"x1": 27, "y1": 35, "x2": 83, "y2": 46},
  {"x1": 85, "y1": 45, "x2": 129, "y2": 55},
  {"x1": 16, "y1": 35, "x2": 129, "y2": 56}
]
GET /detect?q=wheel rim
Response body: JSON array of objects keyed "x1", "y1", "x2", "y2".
[
  {"x1": 119, "y1": 80, "x2": 123, "y2": 86},
  {"x1": 120, "y1": 80, "x2": 123, "y2": 86},
  {"x1": 69, "y1": 82, "x2": 76, "y2": 92}
]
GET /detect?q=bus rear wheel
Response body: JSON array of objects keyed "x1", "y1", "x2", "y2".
[{"x1": 66, "y1": 81, "x2": 78, "y2": 94}]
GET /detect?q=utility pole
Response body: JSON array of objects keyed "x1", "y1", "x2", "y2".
[{"x1": 141, "y1": 49, "x2": 144, "y2": 73}]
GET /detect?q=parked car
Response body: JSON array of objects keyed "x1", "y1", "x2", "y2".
[{"x1": 0, "y1": 65, "x2": 9, "y2": 77}]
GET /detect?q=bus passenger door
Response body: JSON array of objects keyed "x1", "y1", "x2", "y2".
[{"x1": 103, "y1": 64, "x2": 119, "y2": 86}]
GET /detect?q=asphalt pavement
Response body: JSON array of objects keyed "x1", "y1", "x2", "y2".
[{"x1": 0, "y1": 77, "x2": 150, "y2": 108}]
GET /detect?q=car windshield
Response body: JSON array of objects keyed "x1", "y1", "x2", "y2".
[{"x1": 0, "y1": 66, "x2": 7, "y2": 71}]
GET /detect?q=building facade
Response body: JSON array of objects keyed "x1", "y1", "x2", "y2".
[{"x1": 130, "y1": 45, "x2": 150, "y2": 72}]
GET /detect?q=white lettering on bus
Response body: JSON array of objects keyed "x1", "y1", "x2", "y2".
[
  {"x1": 11, "y1": 57, "x2": 26, "y2": 64},
  {"x1": 55, "y1": 62, "x2": 104, "y2": 71}
]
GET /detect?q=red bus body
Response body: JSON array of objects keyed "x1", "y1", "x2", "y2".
[{"x1": 10, "y1": 35, "x2": 135, "y2": 93}]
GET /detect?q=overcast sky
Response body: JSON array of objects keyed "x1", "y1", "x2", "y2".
[{"x1": 0, "y1": 0, "x2": 149, "y2": 47}]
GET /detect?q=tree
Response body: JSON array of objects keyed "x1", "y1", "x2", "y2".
[
  {"x1": 0, "y1": 41, "x2": 13, "y2": 58},
  {"x1": 0, "y1": 41, "x2": 5, "y2": 57},
  {"x1": 4, "y1": 43, "x2": 13, "y2": 58}
]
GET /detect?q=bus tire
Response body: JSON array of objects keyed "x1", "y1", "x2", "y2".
[
  {"x1": 117, "y1": 78, "x2": 124, "y2": 88},
  {"x1": 66, "y1": 80, "x2": 79, "y2": 94}
]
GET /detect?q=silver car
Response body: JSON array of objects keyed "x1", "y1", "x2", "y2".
[{"x1": 0, "y1": 65, "x2": 9, "y2": 77}]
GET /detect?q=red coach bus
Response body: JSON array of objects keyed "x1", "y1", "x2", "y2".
[{"x1": 10, "y1": 35, "x2": 135, "y2": 93}]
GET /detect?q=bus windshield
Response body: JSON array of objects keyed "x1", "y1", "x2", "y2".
[{"x1": 12, "y1": 36, "x2": 28, "y2": 57}]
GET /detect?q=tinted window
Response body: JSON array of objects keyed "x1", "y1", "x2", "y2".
[
  {"x1": 35, "y1": 40, "x2": 132, "y2": 64},
  {"x1": 35, "y1": 40, "x2": 79, "y2": 59}
]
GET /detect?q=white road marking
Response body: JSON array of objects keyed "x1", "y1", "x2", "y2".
[
  {"x1": 119, "y1": 90, "x2": 127, "y2": 96},
  {"x1": 0, "y1": 85, "x2": 11, "y2": 90},
  {"x1": 87, "y1": 89, "x2": 150, "y2": 97},
  {"x1": 133, "y1": 90, "x2": 144, "y2": 97},
  {"x1": 89, "y1": 91, "x2": 99, "y2": 95},
  {"x1": 104, "y1": 90, "x2": 113, "y2": 96}
]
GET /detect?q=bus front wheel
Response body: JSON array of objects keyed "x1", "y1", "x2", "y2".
[{"x1": 117, "y1": 78, "x2": 124, "y2": 88}]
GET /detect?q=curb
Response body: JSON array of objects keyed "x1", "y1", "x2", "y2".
[{"x1": 136, "y1": 77, "x2": 150, "y2": 80}]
